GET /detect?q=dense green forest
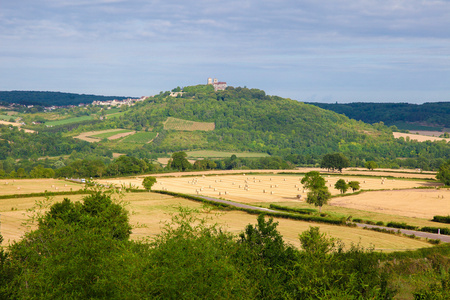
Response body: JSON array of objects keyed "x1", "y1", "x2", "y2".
[
  {"x1": 0, "y1": 91, "x2": 130, "y2": 106},
  {"x1": 1, "y1": 191, "x2": 448, "y2": 298},
  {"x1": 112, "y1": 86, "x2": 449, "y2": 169},
  {"x1": 308, "y1": 102, "x2": 450, "y2": 129},
  {"x1": 0, "y1": 85, "x2": 449, "y2": 178}
]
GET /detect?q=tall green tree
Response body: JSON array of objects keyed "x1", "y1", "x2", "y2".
[
  {"x1": 301, "y1": 171, "x2": 331, "y2": 212},
  {"x1": 334, "y1": 179, "x2": 348, "y2": 194},
  {"x1": 365, "y1": 161, "x2": 378, "y2": 170},
  {"x1": 320, "y1": 153, "x2": 350, "y2": 172},
  {"x1": 142, "y1": 176, "x2": 157, "y2": 190},
  {"x1": 348, "y1": 181, "x2": 360, "y2": 192},
  {"x1": 436, "y1": 159, "x2": 450, "y2": 186},
  {"x1": 306, "y1": 188, "x2": 331, "y2": 213},
  {"x1": 301, "y1": 171, "x2": 326, "y2": 190},
  {"x1": 168, "y1": 152, "x2": 191, "y2": 171}
]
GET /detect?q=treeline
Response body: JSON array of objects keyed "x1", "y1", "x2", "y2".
[
  {"x1": 0, "y1": 91, "x2": 130, "y2": 106},
  {"x1": 1, "y1": 191, "x2": 448, "y2": 298},
  {"x1": 308, "y1": 101, "x2": 450, "y2": 128},
  {"x1": 0, "y1": 126, "x2": 94, "y2": 160},
  {"x1": 0, "y1": 155, "x2": 157, "y2": 179}
]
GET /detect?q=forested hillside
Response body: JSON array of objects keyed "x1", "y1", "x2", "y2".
[
  {"x1": 0, "y1": 91, "x2": 130, "y2": 106},
  {"x1": 308, "y1": 102, "x2": 450, "y2": 129},
  {"x1": 82, "y1": 85, "x2": 448, "y2": 168},
  {"x1": 1, "y1": 85, "x2": 449, "y2": 178}
]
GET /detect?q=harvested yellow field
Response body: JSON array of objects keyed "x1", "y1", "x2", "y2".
[
  {"x1": 0, "y1": 194, "x2": 86, "y2": 245},
  {"x1": 393, "y1": 132, "x2": 450, "y2": 142},
  {"x1": 74, "y1": 129, "x2": 133, "y2": 142},
  {"x1": 99, "y1": 174, "x2": 434, "y2": 205},
  {"x1": 126, "y1": 193, "x2": 431, "y2": 251},
  {"x1": 0, "y1": 189, "x2": 433, "y2": 251},
  {"x1": 0, "y1": 120, "x2": 35, "y2": 133},
  {"x1": 330, "y1": 189, "x2": 450, "y2": 219},
  {"x1": 0, "y1": 179, "x2": 82, "y2": 195}
]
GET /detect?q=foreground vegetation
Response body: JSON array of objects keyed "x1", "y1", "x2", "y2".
[{"x1": 1, "y1": 189, "x2": 448, "y2": 299}]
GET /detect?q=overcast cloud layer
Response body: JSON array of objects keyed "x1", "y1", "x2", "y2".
[{"x1": 1, "y1": 0, "x2": 449, "y2": 103}]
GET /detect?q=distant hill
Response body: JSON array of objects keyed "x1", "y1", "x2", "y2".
[
  {"x1": 0, "y1": 91, "x2": 131, "y2": 106},
  {"x1": 307, "y1": 102, "x2": 450, "y2": 130},
  {"x1": 77, "y1": 85, "x2": 449, "y2": 169}
]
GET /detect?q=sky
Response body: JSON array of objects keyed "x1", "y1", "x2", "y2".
[{"x1": 1, "y1": 0, "x2": 449, "y2": 103}]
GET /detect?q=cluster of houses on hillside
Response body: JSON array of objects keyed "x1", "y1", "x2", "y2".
[{"x1": 91, "y1": 96, "x2": 147, "y2": 107}]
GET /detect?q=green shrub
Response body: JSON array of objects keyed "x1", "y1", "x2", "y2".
[
  {"x1": 432, "y1": 215, "x2": 450, "y2": 224},
  {"x1": 421, "y1": 227, "x2": 450, "y2": 235},
  {"x1": 386, "y1": 222, "x2": 418, "y2": 230}
]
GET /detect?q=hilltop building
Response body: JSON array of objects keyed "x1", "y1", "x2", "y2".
[{"x1": 207, "y1": 77, "x2": 227, "y2": 91}]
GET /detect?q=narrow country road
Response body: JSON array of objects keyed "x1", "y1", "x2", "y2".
[{"x1": 197, "y1": 195, "x2": 450, "y2": 243}]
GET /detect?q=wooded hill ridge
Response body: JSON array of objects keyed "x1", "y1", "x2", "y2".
[
  {"x1": 0, "y1": 91, "x2": 130, "y2": 107},
  {"x1": 65, "y1": 85, "x2": 449, "y2": 169},
  {"x1": 1, "y1": 85, "x2": 449, "y2": 174},
  {"x1": 308, "y1": 101, "x2": 450, "y2": 129}
]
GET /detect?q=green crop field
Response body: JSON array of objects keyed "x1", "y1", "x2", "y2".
[
  {"x1": 45, "y1": 115, "x2": 94, "y2": 126},
  {"x1": 0, "y1": 114, "x2": 14, "y2": 121},
  {"x1": 164, "y1": 117, "x2": 215, "y2": 131},
  {"x1": 90, "y1": 129, "x2": 133, "y2": 139},
  {"x1": 104, "y1": 108, "x2": 121, "y2": 114},
  {"x1": 120, "y1": 132, "x2": 157, "y2": 143},
  {"x1": 186, "y1": 150, "x2": 270, "y2": 158}
]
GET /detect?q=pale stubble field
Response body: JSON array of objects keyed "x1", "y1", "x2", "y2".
[{"x1": 1, "y1": 170, "x2": 448, "y2": 252}]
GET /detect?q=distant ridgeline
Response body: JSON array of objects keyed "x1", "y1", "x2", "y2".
[
  {"x1": 307, "y1": 102, "x2": 450, "y2": 130},
  {"x1": 0, "y1": 91, "x2": 130, "y2": 107}
]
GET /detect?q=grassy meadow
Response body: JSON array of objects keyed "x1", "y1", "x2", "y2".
[
  {"x1": 120, "y1": 131, "x2": 157, "y2": 143},
  {"x1": 45, "y1": 115, "x2": 94, "y2": 126},
  {"x1": 163, "y1": 117, "x2": 215, "y2": 131},
  {"x1": 90, "y1": 129, "x2": 133, "y2": 139}
]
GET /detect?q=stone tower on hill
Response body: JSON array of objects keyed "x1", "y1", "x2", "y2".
[{"x1": 207, "y1": 77, "x2": 227, "y2": 91}]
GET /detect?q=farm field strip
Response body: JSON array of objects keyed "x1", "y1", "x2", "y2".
[
  {"x1": 0, "y1": 183, "x2": 436, "y2": 251},
  {"x1": 135, "y1": 174, "x2": 430, "y2": 201},
  {"x1": 123, "y1": 193, "x2": 433, "y2": 251},
  {"x1": 90, "y1": 129, "x2": 133, "y2": 139},
  {"x1": 120, "y1": 131, "x2": 157, "y2": 143},
  {"x1": 75, "y1": 129, "x2": 136, "y2": 142},
  {"x1": 331, "y1": 189, "x2": 450, "y2": 219},
  {"x1": 186, "y1": 150, "x2": 270, "y2": 158},
  {"x1": 0, "y1": 179, "x2": 83, "y2": 196},
  {"x1": 45, "y1": 115, "x2": 94, "y2": 126},
  {"x1": 393, "y1": 132, "x2": 450, "y2": 142},
  {"x1": 163, "y1": 117, "x2": 215, "y2": 131},
  {"x1": 97, "y1": 173, "x2": 442, "y2": 219}
]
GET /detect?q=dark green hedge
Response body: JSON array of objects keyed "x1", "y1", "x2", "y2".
[{"x1": 432, "y1": 215, "x2": 450, "y2": 224}]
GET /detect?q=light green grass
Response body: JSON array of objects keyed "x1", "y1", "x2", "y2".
[
  {"x1": 104, "y1": 108, "x2": 121, "y2": 115},
  {"x1": 0, "y1": 115, "x2": 14, "y2": 121},
  {"x1": 45, "y1": 115, "x2": 94, "y2": 126},
  {"x1": 120, "y1": 132, "x2": 157, "y2": 143},
  {"x1": 164, "y1": 117, "x2": 215, "y2": 131},
  {"x1": 186, "y1": 150, "x2": 270, "y2": 158},
  {"x1": 90, "y1": 129, "x2": 133, "y2": 139}
]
